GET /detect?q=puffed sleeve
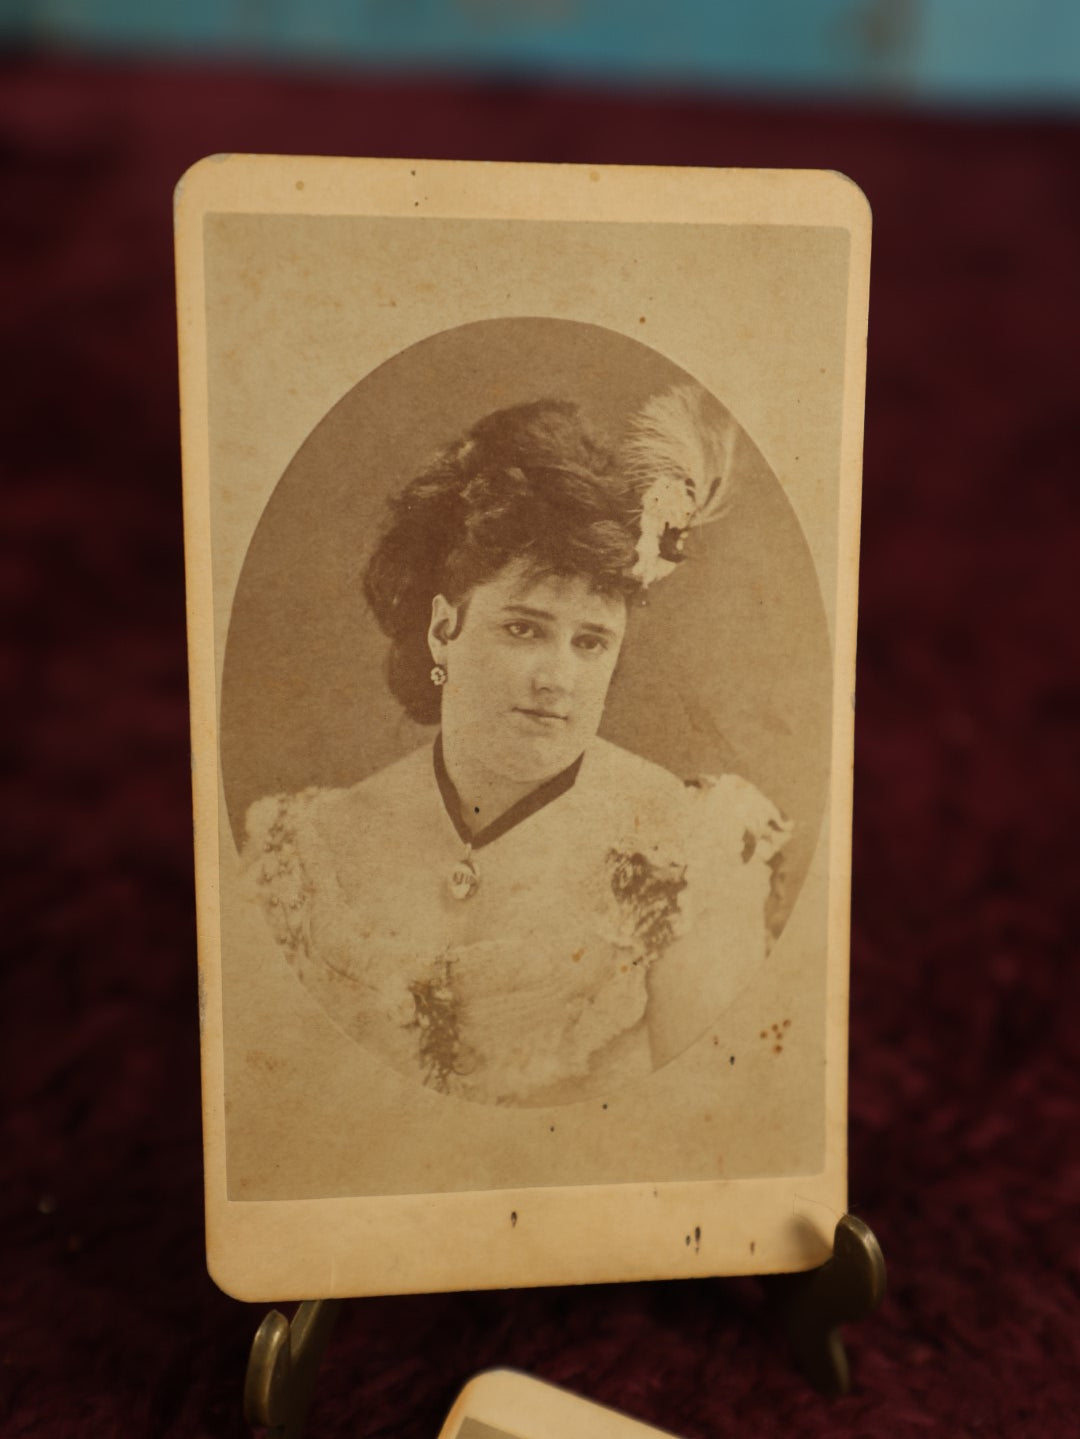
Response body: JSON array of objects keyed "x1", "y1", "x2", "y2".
[
  {"x1": 683, "y1": 772, "x2": 793, "y2": 947},
  {"x1": 636, "y1": 769, "x2": 792, "y2": 1067},
  {"x1": 240, "y1": 790, "x2": 321, "y2": 974}
]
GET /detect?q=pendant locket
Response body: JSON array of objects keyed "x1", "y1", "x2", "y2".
[{"x1": 448, "y1": 851, "x2": 479, "y2": 901}]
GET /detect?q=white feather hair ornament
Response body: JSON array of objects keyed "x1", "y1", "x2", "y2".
[{"x1": 620, "y1": 384, "x2": 738, "y2": 586}]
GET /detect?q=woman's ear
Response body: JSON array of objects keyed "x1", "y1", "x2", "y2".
[{"x1": 428, "y1": 594, "x2": 459, "y2": 665}]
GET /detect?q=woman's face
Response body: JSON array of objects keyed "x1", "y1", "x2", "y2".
[{"x1": 431, "y1": 560, "x2": 628, "y2": 784}]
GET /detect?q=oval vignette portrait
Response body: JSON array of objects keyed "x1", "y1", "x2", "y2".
[{"x1": 220, "y1": 317, "x2": 832, "y2": 1109}]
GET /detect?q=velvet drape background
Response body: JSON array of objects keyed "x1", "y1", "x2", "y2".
[{"x1": 2, "y1": 56, "x2": 1077, "y2": 1437}]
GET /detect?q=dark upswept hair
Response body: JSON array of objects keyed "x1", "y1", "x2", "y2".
[{"x1": 363, "y1": 399, "x2": 644, "y2": 725}]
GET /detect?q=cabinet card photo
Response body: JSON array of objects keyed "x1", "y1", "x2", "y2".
[{"x1": 175, "y1": 156, "x2": 869, "y2": 1300}]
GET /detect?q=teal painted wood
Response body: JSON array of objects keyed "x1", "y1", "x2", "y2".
[{"x1": 4, "y1": 0, "x2": 1080, "y2": 108}]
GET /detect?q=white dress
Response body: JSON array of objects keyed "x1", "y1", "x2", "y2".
[{"x1": 242, "y1": 737, "x2": 790, "y2": 1107}]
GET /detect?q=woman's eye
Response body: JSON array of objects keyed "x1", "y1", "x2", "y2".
[
  {"x1": 504, "y1": 621, "x2": 537, "y2": 639},
  {"x1": 574, "y1": 633, "x2": 607, "y2": 653}
]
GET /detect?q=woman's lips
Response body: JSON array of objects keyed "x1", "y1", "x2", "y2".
[{"x1": 513, "y1": 707, "x2": 568, "y2": 726}]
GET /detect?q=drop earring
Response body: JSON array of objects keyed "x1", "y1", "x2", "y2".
[{"x1": 430, "y1": 663, "x2": 448, "y2": 687}]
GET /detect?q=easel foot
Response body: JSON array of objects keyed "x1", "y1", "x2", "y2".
[
  {"x1": 774, "y1": 1214, "x2": 887, "y2": 1395},
  {"x1": 244, "y1": 1297, "x2": 343, "y2": 1439}
]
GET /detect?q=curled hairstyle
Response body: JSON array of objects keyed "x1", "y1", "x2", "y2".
[{"x1": 363, "y1": 399, "x2": 644, "y2": 725}]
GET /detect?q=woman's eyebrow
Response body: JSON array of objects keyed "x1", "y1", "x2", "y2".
[{"x1": 501, "y1": 604, "x2": 554, "y2": 621}]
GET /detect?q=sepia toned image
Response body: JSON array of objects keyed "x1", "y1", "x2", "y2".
[
  {"x1": 223, "y1": 317, "x2": 828, "y2": 1109},
  {"x1": 176, "y1": 157, "x2": 869, "y2": 1299}
]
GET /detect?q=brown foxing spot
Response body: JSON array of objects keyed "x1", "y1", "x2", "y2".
[
  {"x1": 571, "y1": 947, "x2": 585, "y2": 964},
  {"x1": 247, "y1": 1048, "x2": 284, "y2": 1073}
]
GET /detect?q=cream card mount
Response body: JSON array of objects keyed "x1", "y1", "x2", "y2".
[
  {"x1": 175, "y1": 156, "x2": 870, "y2": 1304},
  {"x1": 438, "y1": 1370, "x2": 684, "y2": 1439}
]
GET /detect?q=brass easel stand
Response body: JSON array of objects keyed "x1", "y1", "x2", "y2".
[
  {"x1": 244, "y1": 1298, "x2": 343, "y2": 1439},
  {"x1": 243, "y1": 1215, "x2": 885, "y2": 1436},
  {"x1": 773, "y1": 1213, "x2": 887, "y2": 1395}
]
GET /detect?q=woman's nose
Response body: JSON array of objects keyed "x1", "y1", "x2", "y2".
[{"x1": 531, "y1": 642, "x2": 574, "y2": 695}]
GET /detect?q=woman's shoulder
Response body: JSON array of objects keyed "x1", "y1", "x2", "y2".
[
  {"x1": 241, "y1": 743, "x2": 436, "y2": 860},
  {"x1": 583, "y1": 738, "x2": 688, "y2": 813},
  {"x1": 584, "y1": 738, "x2": 790, "y2": 859}
]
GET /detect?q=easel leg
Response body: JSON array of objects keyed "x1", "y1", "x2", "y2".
[
  {"x1": 244, "y1": 1298, "x2": 343, "y2": 1439},
  {"x1": 774, "y1": 1214, "x2": 887, "y2": 1395}
]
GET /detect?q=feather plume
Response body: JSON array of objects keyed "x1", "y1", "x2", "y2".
[{"x1": 620, "y1": 384, "x2": 738, "y2": 585}]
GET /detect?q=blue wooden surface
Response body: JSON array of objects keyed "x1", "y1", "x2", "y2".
[{"x1": 4, "y1": 0, "x2": 1080, "y2": 108}]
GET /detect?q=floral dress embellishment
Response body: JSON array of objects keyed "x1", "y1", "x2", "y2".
[
  {"x1": 408, "y1": 955, "x2": 478, "y2": 1091},
  {"x1": 606, "y1": 848, "x2": 688, "y2": 962},
  {"x1": 247, "y1": 793, "x2": 317, "y2": 970}
]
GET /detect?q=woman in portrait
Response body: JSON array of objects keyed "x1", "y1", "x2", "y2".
[{"x1": 243, "y1": 385, "x2": 790, "y2": 1107}]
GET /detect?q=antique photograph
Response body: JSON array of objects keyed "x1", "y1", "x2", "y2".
[
  {"x1": 223, "y1": 319, "x2": 823, "y2": 1109},
  {"x1": 176, "y1": 157, "x2": 869, "y2": 1299},
  {"x1": 240, "y1": 373, "x2": 794, "y2": 1108}
]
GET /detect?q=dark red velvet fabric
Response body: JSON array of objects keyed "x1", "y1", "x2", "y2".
[{"x1": 2, "y1": 55, "x2": 1078, "y2": 1439}]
